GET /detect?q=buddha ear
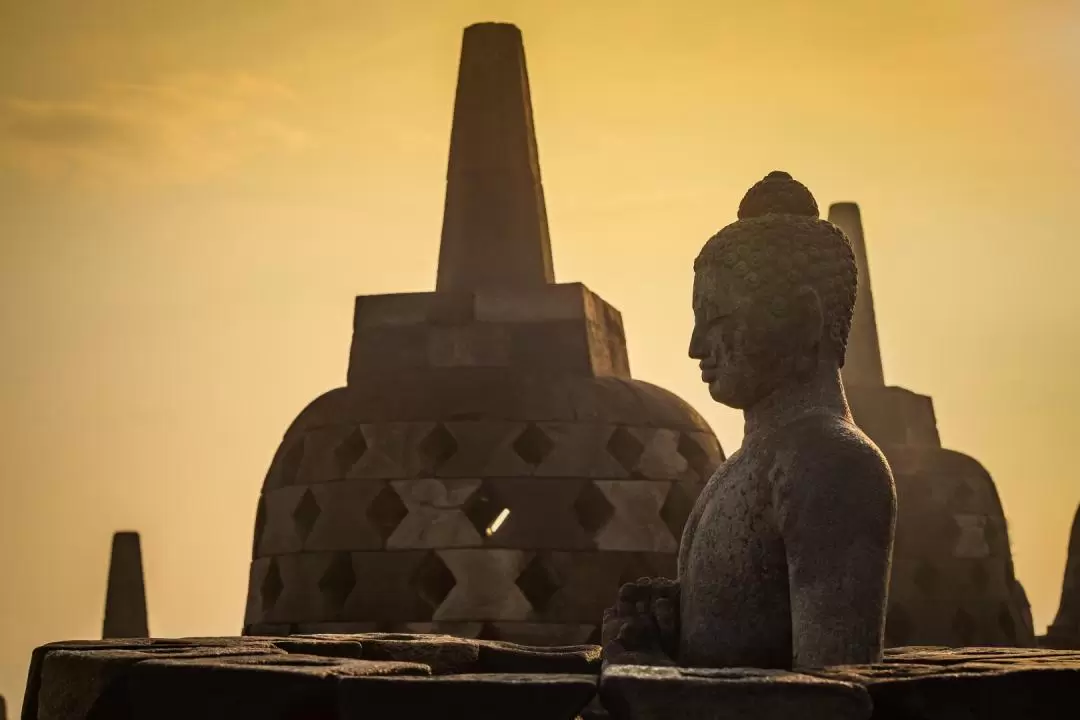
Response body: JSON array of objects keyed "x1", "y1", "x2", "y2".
[{"x1": 794, "y1": 285, "x2": 824, "y2": 348}]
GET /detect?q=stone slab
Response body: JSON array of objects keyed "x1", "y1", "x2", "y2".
[
  {"x1": 337, "y1": 672, "x2": 597, "y2": 720},
  {"x1": 808, "y1": 646, "x2": 1080, "y2": 719},
  {"x1": 126, "y1": 654, "x2": 428, "y2": 720},
  {"x1": 600, "y1": 664, "x2": 873, "y2": 720}
]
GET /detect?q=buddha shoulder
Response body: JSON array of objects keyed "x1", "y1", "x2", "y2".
[{"x1": 769, "y1": 413, "x2": 895, "y2": 507}]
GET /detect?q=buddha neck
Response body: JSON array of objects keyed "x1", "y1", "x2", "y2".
[{"x1": 743, "y1": 362, "x2": 851, "y2": 439}]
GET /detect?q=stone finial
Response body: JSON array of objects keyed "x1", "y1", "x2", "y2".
[
  {"x1": 1048, "y1": 504, "x2": 1080, "y2": 643},
  {"x1": 102, "y1": 531, "x2": 149, "y2": 639},
  {"x1": 436, "y1": 22, "x2": 555, "y2": 292},
  {"x1": 828, "y1": 203, "x2": 886, "y2": 388}
]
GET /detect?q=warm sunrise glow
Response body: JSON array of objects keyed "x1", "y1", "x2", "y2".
[{"x1": 2, "y1": 0, "x2": 1079, "y2": 711}]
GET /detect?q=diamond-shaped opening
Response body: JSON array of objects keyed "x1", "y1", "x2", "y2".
[
  {"x1": 366, "y1": 484, "x2": 409, "y2": 543},
  {"x1": 607, "y1": 426, "x2": 645, "y2": 474},
  {"x1": 276, "y1": 436, "x2": 306, "y2": 485},
  {"x1": 660, "y1": 482, "x2": 694, "y2": 541},
  {"x1": 970, "y1": 563, "x2": 989, "y2": 592},
  {"x1": 885, "y1": 602, "x2": 912, "y2": 647},
  {"x1": 418, "y1": 423, "x2": 459, "y2": 475},
  {"x1": 252, "y1": 495, "x2": 267, "y2": 558},
  {"x1": 292, "y1": 488, "x2": 321, "y2": 543},
  {"x1": 574, "y1": 481, "x2": 615, "y2": 537},
  {"x1": 513, "y1": 423, "x2": 554, "y2": 467},
  {"x1": 516, "y1": 554, "x2": 560, "y2": 614},
  {"x1": 412, "y1": 551, "x2": 457, "y2": 613},
  {"x1": 998, "y1": 603, "x2": 1017, "y2": 644},
  {"x1": 462, "y1": 483, "x2": 506, "y2": 539},
  {"x1": 318, "y1": 552, "x2": 356, "y2": 611},
  {"x1": 261, "y1": 558, "x2": 284, "y2": 613},
  {"x1": 913, "y1": 560, "x2": 940, "y2": 595},
  {"x1": 334, "y1": 427, "x2": 369, "y2": 476},
  {"x1": 952, "y1": 608, "x2": 976, "y2": 645},
  {"x1": 677, "y1": 433, "x2": 712, "y2": 482}
]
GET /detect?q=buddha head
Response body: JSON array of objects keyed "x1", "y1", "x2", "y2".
[{"x1": 690, "y1": 171, "x2": 858, "y2": 410}]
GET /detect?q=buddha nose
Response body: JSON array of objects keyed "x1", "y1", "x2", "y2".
[{"x1": 688, "y1": 325, "x2": 707, "y2": 360}]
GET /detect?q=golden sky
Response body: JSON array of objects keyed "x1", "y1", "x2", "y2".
[{"x1": 2, "y1": 0, "x2": 1079, "y2": 708}]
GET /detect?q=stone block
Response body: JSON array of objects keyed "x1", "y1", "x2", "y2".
[
  {"x1": 847, "y1": 385, "x2": 941, "y2": 448},
  {"x1": 129, "y1": 654, "x2": 428, "y2": 720},
  {"x1": 533, "y1": 423, "x2": 629, "y2": 478},
  {"x1": 812, "y1": 646, "x2": 1080, "y2": 719},
  {"x1": 30, "y1": 641, "x2": 285, "y2": 720},
  {"x1": 473, "y1": 282, "x2": 589, "y2": 323},
  {"x1": 388, "y1": 478, "x2": 485, "y2": 549},
  {"x1": 435, "y1": 549, "x2": 532, "y2": 621},
  {"x1": 593, "y1": 481, "x2": 678, "y2": 553},
  {"x1": 600, "y1": 665, "x2": 872, "y2": 720},
  {"x1": 428, "y1": 324, "x2": 512, "y2": 367},
  {"x1": 337, "y1": 672, "x2": 597, "y2": 720},
  {"x1": 508, "y1": 320, "x2": 595, "y2": 374},
  {"x1": 353, "y1": 292, "x2": 433, "y2": 328},
  {"x1": 347, "y1": 325, "x2": 430, "y2": 379}
]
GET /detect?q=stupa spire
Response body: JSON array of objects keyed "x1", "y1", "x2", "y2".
[
  {"x1": 436, "y1": 22, "x2": 555, "y2": 292},
  {"x1": 102, "y1": 531, "x2": 149, "y2": 639},
  {"x1": 829, "y1": 202, "x2": 886, "y2": 387}
]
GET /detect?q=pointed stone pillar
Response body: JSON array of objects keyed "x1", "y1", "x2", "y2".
[
  {"x1": 829, "y1": 202, "x2": 885, "y2": 388},
  {"x1": 436, "y1": 22, "x2": 555, "y2": 292},
  {"x1": 1046, "y1": 504, "x2": 1080, "y2": 647},
  {"x1": 102, "y1": 531, "x2": 149, "y2": 639}
]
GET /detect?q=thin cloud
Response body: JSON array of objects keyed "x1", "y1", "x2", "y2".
[{"x1": 0, "y1": 73, "x2": 313, "y2": 186}]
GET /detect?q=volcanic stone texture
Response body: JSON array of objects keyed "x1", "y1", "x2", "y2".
[
  {"x1": 25, "y1": 637, "x2": 1080, "y2": 720},
  {"x1": 22, "y1": 635, "x2": 599, "y2": 720}
]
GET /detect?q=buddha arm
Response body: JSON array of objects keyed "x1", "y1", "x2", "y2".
[{"x1": 773, "y1": 436, "x2": 897, "y2": 668}]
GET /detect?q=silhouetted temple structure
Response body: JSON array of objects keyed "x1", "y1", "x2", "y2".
[
  {"x1": 242, "y1": 22, "x2": 724, "y2": 644},
  {"x1": 1043, "y1": 503, "x2": 1080, "y2": 648},
  {"x1": 831, "y1": 203, "x2": 1036, "y2": 648},
  {"x1": 102, "y1": 531, "x2": 150, "y2": 640}
]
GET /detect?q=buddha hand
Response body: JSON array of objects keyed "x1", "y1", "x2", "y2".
[{"x1": 601, "y1": 577, "x2": 680, "y2": 666}]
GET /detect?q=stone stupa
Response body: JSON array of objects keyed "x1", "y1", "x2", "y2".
[
  {"x1": 242, "y1": 23, "x2": 724, "y2": 645},
  {"x1": 102, "y1": 531, "x2": 150, "y2": 639},
  {"x1": 831, "y1": 203, "x2": 1035, "y2": 648},
  {"x1": 1042, "y1": 503, "x2": 1080, "y2": 648}
]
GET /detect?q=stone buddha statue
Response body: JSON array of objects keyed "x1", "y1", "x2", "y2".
[{"x1": 603, "y1": 171, "x2": 897, "y2": 670}]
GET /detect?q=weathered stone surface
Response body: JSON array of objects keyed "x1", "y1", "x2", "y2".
[
  {"x1": 26, "y1": 638, "x2": 285, "y2": 720},
  {"x1": 884, "y1": 447, "x2": 1034, "y2": 648},
  {"x1": 102, "y1": 531, "x2": 149, "y2": 640},
  {"x1": 810, "y1": 646, "x2": 1080, "y2": 719},
  {"x1": 245, "y1": 20, "x2": 724, "y2": 646},
  {"x1": 24, "y1": 634, "x2": 603, "y2": 719},
  {"x1": 337, "y1": 672, "x2": 597, "y2": 720},
  {"x1": 600, "y1": 664, "x2": 873, "y2": 720},
  {"x1": 129, "y1": 655, "x2": 428, "y2": 720}
]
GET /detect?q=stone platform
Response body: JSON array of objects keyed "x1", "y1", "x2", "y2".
[{"x1": 22, "y1": 636, "x2": 1080, "y2": 719}]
